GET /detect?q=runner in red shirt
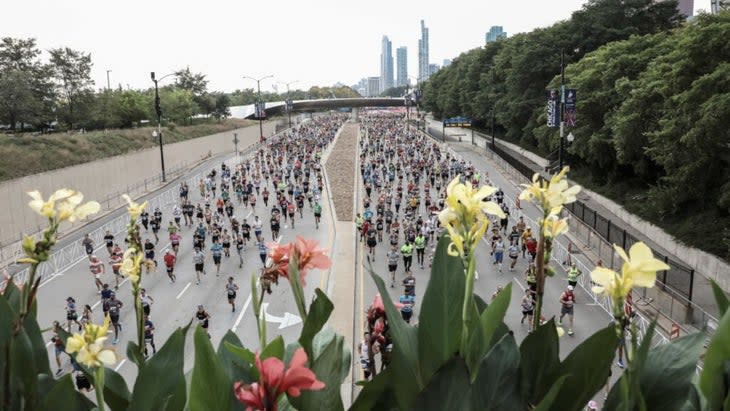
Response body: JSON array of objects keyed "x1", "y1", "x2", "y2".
[
  {"x1": 164, "y1": 250, "x2": 177, "y2": 283},
  {"x1": 89, "y1": 255, "x2": 104, "y2": 293}
]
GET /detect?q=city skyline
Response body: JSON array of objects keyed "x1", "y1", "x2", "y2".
[
  {"x1": 2, "y1": 0, "x2": 712, "y2": 93},
  {"x1": 379, "y1": 36, "x2": 394, "y2": 92}
]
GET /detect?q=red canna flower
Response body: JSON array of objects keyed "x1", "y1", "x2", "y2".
[
  {"x1": 267, "y1": 242, "x2": 292, "y2": 279},
  {"x1": 233, "y1": 348, "x2": 325, "y2": 411},
  {"x1": 292, "y1": 236, "x2": 331, "y2": 284}
]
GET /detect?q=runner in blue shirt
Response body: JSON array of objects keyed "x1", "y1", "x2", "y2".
[{"x1": 210, "y1": 240, "x2": 223, "y2": 276}]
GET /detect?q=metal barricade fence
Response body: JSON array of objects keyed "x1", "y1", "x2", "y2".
[
  {"x1": 428, "y1": 132, "x2": 673, "y2": 350},
  {"x1": 4, "y1": 135, "x2": 272, "y2": 287}
]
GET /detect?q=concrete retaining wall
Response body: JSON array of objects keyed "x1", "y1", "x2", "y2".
[{"x1": 0, "y1": 121, "x2": 276, "y2": 246}]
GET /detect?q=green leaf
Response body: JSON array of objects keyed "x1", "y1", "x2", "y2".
[
  {"x1": 0, "y1": 295, "x2": 14, "y2": 406},
  {"x1": 711, "y1": 280, "x2": 729, "y2": 316},
  {"x1": 368, "y1": 266, "x2": 421, "y2": 410},
  {"x1": 41, "y1": 374, "x2": 95, "y2": 411},
  {"x1": 466, "y1": 283, "x2": 512, "y2": 379},
  {"x1": 262, "y1": 335, "x2": 285, "y2": 360},
  {"x1": 190, "y1": 325, "x2": 232, "y2": 411},
  {"x1": 22, "y1": 307, "x2": 51, "y2": 375},
  {"x1": 128, "y1": 326, "x2": 188, "y2": 411},
  {"x1": 126, "y1": 341, "x2": 145, "y2": 369},
  {"x1": 552, "y1": 325, "x2": 617, "y2": 411},
  {"x1": 418, "y1": 235, "x2": 465, "y2": 382},
  {"x1": 290, "y1": 331, "x2": 348, "y2": 411},
  {"x1": 11, "y1": 327, "x2": 39, "y2": 409},
  {"x1": 474, "y1": 294, "x2": 488, "y2": 314},
  {"x1": 470, "y1": 333, "x2": 523, "y2": 410},
  {"x1": 218, "y1": 331, "x2": 256, "y2": 385},
  {"x1": 700, "y1": 304, "x2": 730, "y2": 410},
  {"x1": 349, "y1": 366, "x2": 395, "y2": 411},
  {"x1": 102, "y1": 367, "x2": 131, "y2": 411},
  {"x1": 412, "y1": 357, "x2": 472, "y2": 411},
  {"x1": 299, "y1": 288, "x2": 334, "y2": 358},
  {"x1": 519, "y1": 318, "x2": 560, "y2": 404},
  {"x1": 532, "y1": 375, "x2": 569, "y2": 411},
  {"x1": 639, "y1": 332, "x2": 705, "y2": 410}
]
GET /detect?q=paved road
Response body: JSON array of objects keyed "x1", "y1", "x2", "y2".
[
  {"x1": 41, "y1": 119, "x2": 341, "y2": 385},
  {"x1": 355, "y1": 116, "x2": 618, "y2": 406}
]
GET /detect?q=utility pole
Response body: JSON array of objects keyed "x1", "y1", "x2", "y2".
[
  {"x1": 244, "y1": 75, "x2": 273, "y2": 142},
  {"x1": 280, "y1": 80, "x2": 298, "y2": 128},
  {"x1": 150, "y1": 71, "x2": 176, "y2": 182},
  {"x1": 559, "y1": 48, "x2": 565, "y2": 171},
  {"x1": 106, "y1": 70, "x2": 112, "y2": 91}
]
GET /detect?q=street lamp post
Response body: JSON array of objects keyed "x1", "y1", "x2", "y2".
[
  {"x1": 106, "y1": 70, "x2": 112, "y2": 91},
  {"x1": 279, "y1": 80, "x2": 298, "y2": 128},
  {"x1": 559, "y1": 48, "x2": 566, "y2": 170},
  {"x1": 233, "y1": 132, "x2": 239, "y2": 158},
  {"x1": 243, "y1": 75, "x2": 273, "y2": 142},
  {"x1": 150, "y1": 71, "x2": 176, "y2": 183}
]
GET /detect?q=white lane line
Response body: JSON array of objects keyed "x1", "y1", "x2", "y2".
[
  {"x1": 114, "y1": 358, "x2": 127, "y2": 372},
  {"x1": 513, "y1": 277, "x2": 526, "y2": 292},
  {"x1": 45, "y1": 341, "x2": 52, "y2": 347},
  {"x1": 232, "y1": 293, "x2": 252, "y2": 332},
  {"x1": 246, "y1": 211, "x2": 252, "y2": 219},
  {"x1": 176, "y1": 282, "x2": 192, "y2": 299},
  {"x1": 91, "y1": 300, "x2": 101, "y2": 310}
]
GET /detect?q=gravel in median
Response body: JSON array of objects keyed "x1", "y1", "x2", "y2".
[{"x1": 325, "y1": 123, "x2": 358, "y2": 221}]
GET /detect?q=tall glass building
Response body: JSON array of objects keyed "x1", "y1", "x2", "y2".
[
  {"x1": 396, "y1": 47, "x2": 408, "y2": 87},
  {"x1": 380, "y1": 36, "x2": 394, "y2": 93}
]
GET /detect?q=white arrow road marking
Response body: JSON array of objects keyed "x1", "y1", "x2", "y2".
[{"x1": 259, "y1": 302, "x2": 302, "y2": 330}]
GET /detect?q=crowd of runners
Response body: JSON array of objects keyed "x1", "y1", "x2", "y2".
[
  {"x1": 50, "y1": 114, "x2": 347, "y2": 382},
  {"x1": 357, "y1": 112, "x2": 584, "y2": 380}
]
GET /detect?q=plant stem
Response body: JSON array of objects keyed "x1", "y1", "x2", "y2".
[
  {"x1": 19, "y1": 264, "x2": 38, "y2": 318},
  {"x1": 532, "y1": 229, "x2": 547, "y2": 331},
  {"x1": 460, "y1": 255, "x2": 476, "y2": 355},
  {"x1": 94, "y1": 367, "x2": 106, "y2": 411}
]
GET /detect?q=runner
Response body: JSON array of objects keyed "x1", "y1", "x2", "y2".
[
  {"x1": 140, "y1": 288, "x2": 154, "y2": 316},
  {"x1": 520, "y1": 289, "x2": 535, "y2": 332},
  {"x1": 210, "y1": 239, "x2": 223, "y2": 275},
  {"x1": 195, "y1": 305, "x2": 211, "y2": 338},
  {"x1": 493, "y1": 237, "x2": 505, "y2": 272},
  {"x1": 163, "y1": 250, "x2": 177, "y2": 283},
  {"x1": 386, "y1": 246, "x2": 399, "y2": 288},
  {"x1": 65, "y1": 297, "x2": 82, "y2": 332},
  {"x1": 567, "y1": 263, "x2": 582, "y2": 288},
  {"x1": 103, "y1": 230, "x2": 114, "y2": 255},
  {"x1": 50, "y1": 321, "x2": 66, "y2": 375},
  {"x1": 414, "y1": 232, "x2": 426, "y2": 269},
  {"x1": 226, "y1": 277, "x2": 240, "y2": 312},
  {"x1": 193, "y1": 248, "x2": 205, "y2": 285},
  {"x1": 81, "y1": 234, "x2": 94, "y2": 256},
  {"x1": 258, "y1": 241, "x2": 268, "y2": 266},
  {"x1": 89, "y1": 255, "x2": 104, "y2": 293},
  {"x1": 109, "y1": 250, "x2": 123, "y2": 290},
  {"x1": 313, "y1": 201, "x2": 322, "y2": 229},
  {"x1": 143, "y1": 239, "x2": 157, "y2": 273},
  {"x1": 107, "y1": 292, "x2": 123, "y2": 344},
  {"x1": 143, "y1": 314, "x2": 156, "y2": 358},
  {"x1": 400, "y1": 241, "x2": 413, "y2": 272},
  {"x1": 558, "y1": 285, "x2": 576, "y2": 336}
]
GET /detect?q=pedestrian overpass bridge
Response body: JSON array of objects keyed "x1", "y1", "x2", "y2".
[{"x1": 229, "y1": 97, "x2": 407, "y2": 119}]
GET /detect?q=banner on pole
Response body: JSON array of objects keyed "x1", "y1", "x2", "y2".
[
  {"x1": 546, "y1": 89, "x2": 559, "y2": 128},
  {"x1": 443, "y1": 116, "x2": 472, "y2": 128},
  {"x1": 254, "y1": 102, "x2": 267, "y2": 119},
  {"x1": 564, "y1": 89, "x2": 577, "y2": 127}
]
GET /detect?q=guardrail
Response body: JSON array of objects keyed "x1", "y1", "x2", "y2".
[
  {"x1": 416, "y1": 124, "x2": 673, "y2": 350},
  {"x1": 2, "y1": 137, "x2": 272, "y2": 287}
]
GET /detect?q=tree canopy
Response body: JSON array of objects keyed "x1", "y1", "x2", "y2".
[{"x1": 421, "y1": 4, "x2": 730, "y2": 259}]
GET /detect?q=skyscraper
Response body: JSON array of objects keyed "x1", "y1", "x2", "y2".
[
  {"x1": 442, "y1": 59, "x2": 452, "y2": 68},
  {"x1": 429, "y1": 63, "x2": 440, "y2": 77},
  {"x1": 367, "y1": 77, "x2": 380, "y2": 98},
  {"x1": 485, "y1": 26, "x2": 506, "y2": 44},
  {"x1": 396, "y1": 47, "x2": 408, "y2": 87},
  {"x1": 418, "y1": 20, "x2": 430, "y2": 83},
  {"x1": 380, "y1": 36, "x2": 394, "y2": 93}
]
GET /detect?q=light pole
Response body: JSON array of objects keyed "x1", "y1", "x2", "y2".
[
  {"x1": 233, "y1": 132, "x2": 239, "y2": 158},
  {"x1": 243, "y1": 75, "x2": 273, "y2": 142},
  {"x1": 106, "y1": 70, "x2": 112, "y2": 91},
  {"x1": 150, "y1": 71, "x2": 176, "y2": 183},
  {"x1": 279, "y1": 80, "x2": 298, "y2": 128},
  {"x1": 558, "y1": 48, "x2": 565, "y2": 170}
]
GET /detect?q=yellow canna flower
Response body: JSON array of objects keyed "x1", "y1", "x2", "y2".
[
  {"x1": 120, "y1": 248, "x2": 142, "y2": 284},
  {"x1": 556, "y1": 324, "x2": 565, "y2": 338},
  {"x1": 613, "y1": 242, "x2": 669, "y2": 288},
  {"x1": 519, "y1": 167, "x2": 581, "y2": 215},
  {"x1": 57, "y1": 191, "x2": 100, "y2": 222},
  {"x1": 66, "y1": 316, "x2": 116, "y2": 368},
  {"x1": 27, "y1": 190, "x2": 57, "y2": 218},
  {"x1": 542, "y1": 216, "x2": 568, "y2": 239},
  {"x1": 122, "y1": 194, "x2": 148, "y2": 221},
  {"x1": 590, "y1": 242, "x2": 669, "y2": 309},
  {"x1": 440, "y1": 177, "x2": 504, "y2": 259}
]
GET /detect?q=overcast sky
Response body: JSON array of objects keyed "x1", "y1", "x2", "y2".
[{"x1": 3, "y1": 0, "x2": 710, "y2": 93}]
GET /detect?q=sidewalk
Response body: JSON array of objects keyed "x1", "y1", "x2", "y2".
[{"x1": 426, "y1": 117, "x2": 719, "y2": 334}]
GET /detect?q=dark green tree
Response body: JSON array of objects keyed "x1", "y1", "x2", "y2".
[{"x1": 49, "y1": 47, "x2": 94, "y2": 130}]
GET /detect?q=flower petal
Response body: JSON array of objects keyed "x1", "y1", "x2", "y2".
[{"x1": 590, "y1": 267, "x2": 617, "y2": 287}]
